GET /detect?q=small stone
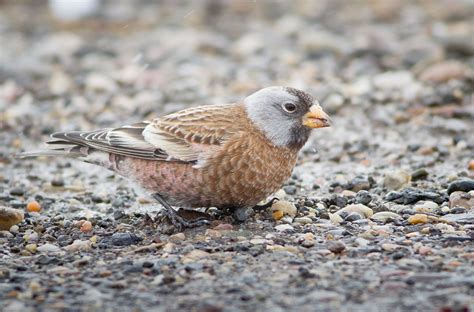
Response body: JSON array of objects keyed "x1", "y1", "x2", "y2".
[
  {"x1": 272, "y1": 210, "x2": 284, "y2": 220},
  {"x1": 347, "y1": 176, "x2": 371, "y2": 192},
  {"x1": 85, "y1": 73, "x2": 118, "y2": 92},
  {"x1": 418, "y1": 246, "x2": 433, "y2": 256},
  {"x1": 345, "y1": 212, "x2": 363, "y2": 222},
  {"x1": 25, "y1": 244, "x2": 37, "y2": 253},
  {"x1": 329, "y1": 213, "x2": 344, "y2": 225},
  {"x1": 447, "y1": 179, "x2": 474, "y2": 195},
  {"x1": 213, "y1": 223, "x2": 233, "y2": 231},
  {"x1": 111, "y1": 233, "x2": 141, "y2": 246},
  {"x1": 414, "y1": 201, "x2": 439, "y2": 213},
  {"x1": 449, "y1": 191, "x2": 474, "y2": 209},
  {"x1": 0, "y1": 207, "x2": 24, "y2": 231},
  {"x1": 468, "y1": 160, "x2": 474, "y2": 171},
  {"x1": 9, "y1": 225, "x2": 19, "y2": 233},
  {"x1": 9, "y1": 187, "x2": 25, "y2": 196},
  {"x1": 169, "y1": 233, "x2": 185, "y2": 242},
  {"x1": 64, "y1": 240, "x2": 92, "y2": 252},
  {"x1": 183, "y1": 249, "x2": 209, "y2": 262},
  {"x1": 51, "y1": 179, "x2": 65, "y2": 187},
  {"x1": 408, "y1": 214, "x2": 429, "y2": 225},
  {"x1": 26, "y1": 201, "x2": 41, "y2": 213},
  {"x1": 293, "y1": 217, "x2": 312, "y2": 224},
  {"x1": 275, "y1": 224, "x2": 294, "y2": 232},
  {"x1": 371, "y1": 211, "x2": 402, "y2": 222},
  {"x1": 381, "y1": 243, "x2": 401, "y2": 252},
  {"x1": 271, "y1": 200, "x2": 297, "y2": 217},
  {"x1": 341, "y1": 190, "x2": 356, "y2": 197},
  {"x1": 383, "y1": 170, "x2": 411, "y2": 190},
  {"x1": 80, "y1": 220, "x2": 93, "y2": 233},
  {"x1": 355, "y1": 191, "x2": 372, "y2": 205},
  {"x1": 283, "y1": 185, "x2": 297, "y2": 195},
  {"x1": 233, "y1": 207, "x2": 253, "y2": 222},
  {"x1": 326, "y1": 241, "x2": 345, "y2": 253},
  {"x1": 205, "y1": 229, "x2": 222, "y2": 238},
  {"x1": 411, "y1": 169, "x2": 429, "y2": 181},
  {"x1": 37, "y1": 243, "x2": 60, "y2": 253},
  {"x1": 337, "y1": 204, "x2": 373, "y2": 218},
  {"x1": 419, "y1": 61, "x2": 470, "y2": 83}
]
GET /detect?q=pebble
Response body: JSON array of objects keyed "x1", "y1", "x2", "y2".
[
  {"x1": 51, "y1": 178, "x2": 65, "y2": 187},
  {"x1": 9, "y1": 187, "x2": 25, "y2": 196},
  {"x1": 233, "y1": 207, "x2": 253, "y2": 222},
  {"x1": 355, "y1": 191, "x2": 372, "y2": 205},
  {"x1": 329, "y1": 213, "x2": 344, "y2": 225},
  {"x1": 411, "y1": 168, "x2": 429, "y2": 181},
  {"x1": 383, "y1": 170, "x2": 411, "y2": 190},
  {"x1": 465, "y1": 160, "x2": 474, "y2": 171},
  {"x1": 347, "y1": 176, "x2": 371, "y2": 192},
  {"x1": 326, "y1": 240, "x2": 346, "y2": 253},
  {"x1": 85, "y1": 73, "x2": 118, "y2": 92},
  {"x1": 274, "y1": 224, "x2": 294, "y2": 232},
  {"x1": 447, "y1": 179, "x2": 474, "y2": 195},
  {"x1": 419, "y1": 61, "x2": 470, "y2": 83},
  {"x1": 408, "y1": 214, "x2": 429, "y2": 225},
  {"x1": 213, "y1": 223, "x2": 233, "y2": 231},
  {"x1": 0, "y1": 207, "x2": 24, "y2": 231},
  {"x1": 385, "y1": 188, "x2": 444, "y2": 205},
  {"x1": 183, "y1": 249, "x2": 210, "y2": 262},
  {"x1": 293, "y1": 217, "x2": 312, "y2": 224},
  {"x1": 37, "y1": 243, "x2": 60, "y2": 253},
  {"x1": 80, "y1": 220, "x2": 93, "y2": 233},
  {"x1": 26, "y1": 201, "x2": 41, "y2": 213},
  {"x1": 414, "y1": 201, "x2": 439, "y2": 213},
  {"x1": 63, "y1": 240, "x2": 92, "y2": 252},
  {"x1": 271, "y1": 200, "x2": 297, "y2": 217},
  {"x1": 449, "y1": 191, "x2": 474, "y2": 209},
  {"x1": 371, "y1": 211, "x2": 402, "y2": 222},
  {"x1": 169, "y1": 233, "x2": 186, "y2": 242},
  {"x1": 272, "y1": 210, "x2": 284, "y2": 220},
  {"x1": 381, "y1": 243, "x2": 401, "y2": 252},
  {"x1": 110, "y1": 233, "x2": 142, "y2": 246},
  {"x1": 25, "y1": 244, "x2": 38, "y2": 253},
  {"x1": 337, "y1": 204, "x2": 373, "y2": 218}
]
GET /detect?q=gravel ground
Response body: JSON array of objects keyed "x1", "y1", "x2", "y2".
[{"x1": 1, "y1": 1, "x2": 473, "y2": 311}]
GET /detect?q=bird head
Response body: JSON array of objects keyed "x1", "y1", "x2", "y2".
[{"x1": 244, "y1": 86, "x2": 331, "y2": 148}]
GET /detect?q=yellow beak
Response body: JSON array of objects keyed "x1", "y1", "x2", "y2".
[{"x1": 302, "y1": 105, "x2": 331, "y2": 128}]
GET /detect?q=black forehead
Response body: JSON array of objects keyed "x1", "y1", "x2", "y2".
[{"x1": 285, "y1": 87, "x2": 314, "y2": 108}]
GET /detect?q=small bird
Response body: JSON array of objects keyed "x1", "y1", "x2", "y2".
[{"x1": 21, "y1": 87, "x2": 330, "y2": 229}]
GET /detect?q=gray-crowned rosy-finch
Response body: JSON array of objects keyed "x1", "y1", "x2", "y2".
[{"x1": 22, "y1": 87, "x2": 330, "y2": 229}]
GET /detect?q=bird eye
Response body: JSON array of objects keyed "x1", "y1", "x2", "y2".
[{"x1": 283, "y1": 102, "x2": 297, "y2": 113}]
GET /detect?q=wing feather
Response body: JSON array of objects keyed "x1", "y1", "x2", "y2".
[{"x1": 46, "y1": 103, "x2": 246, "y2": 164}]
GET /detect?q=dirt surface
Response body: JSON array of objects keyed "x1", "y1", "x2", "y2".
[{"x1": 1, "y1": 1, "x2": 473, "y2": 311}]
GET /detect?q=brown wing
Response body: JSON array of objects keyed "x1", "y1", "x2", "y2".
[
  {"x1": 142, "y1": 103, "x2": 246, "y2": 165},
  {"x1": 46, "y1": 103, "x2": 246, "y2": 164}
]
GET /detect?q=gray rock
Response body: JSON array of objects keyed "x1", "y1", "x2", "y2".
[{"x1": 447, "y1": 179, "x2": 474, "y2": 195}]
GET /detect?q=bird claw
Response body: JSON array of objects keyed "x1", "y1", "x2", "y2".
[
  {"x1": 162, "y1": 210, "x2": 210, "y2": 231},
  {"x1": 152, "y1": 193, "x2": 211, "y2": 231},
  {"x1": 252, "y1": 197, "x2": 279, "y2": 212}
]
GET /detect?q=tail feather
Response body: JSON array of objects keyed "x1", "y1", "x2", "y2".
[{"x1": 17, "y1": 149, "x2": 83, "y2": 158}]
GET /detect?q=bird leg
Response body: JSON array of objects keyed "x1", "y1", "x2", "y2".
[
  {"x1": 152, "y1": 193, "x2": 210, "y2": 231},
  {"x1": 252, "y1": 197, "x2": 279, "y2": 212}
]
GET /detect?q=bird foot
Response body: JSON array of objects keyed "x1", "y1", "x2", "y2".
[
  {"x1": 152, "y1": 193, "x2": 211, "y2": 231},
  {"x1": 252, "y1": 197, "x2": 279, "y2": 212},
  {"x1": 161, "y1": 208, "x2": 210, "y2": 231}
]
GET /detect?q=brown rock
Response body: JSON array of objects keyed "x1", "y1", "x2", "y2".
[
  {"x1": 0, "y1": 207, "x2": 24, "y2": 231},
  {"x1": 327, "y1": 240, "x2": 345, "y2": 253},
  {"x1": 419, "y1": 61, "x2": 470, "y2": 83}
]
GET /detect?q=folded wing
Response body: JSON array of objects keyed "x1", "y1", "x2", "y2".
[{"x1": 45, "y1": 104, "x2": 243, "y2": 166}]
